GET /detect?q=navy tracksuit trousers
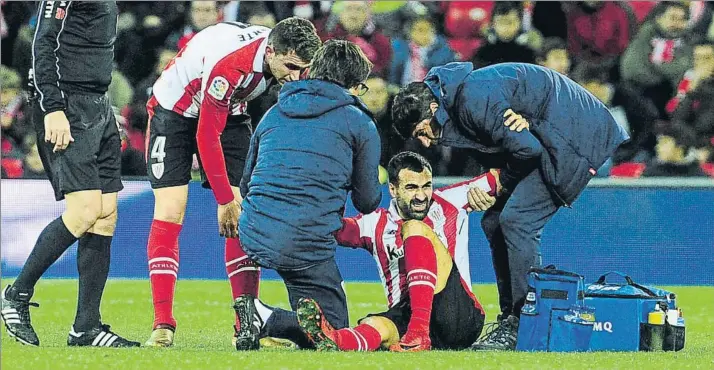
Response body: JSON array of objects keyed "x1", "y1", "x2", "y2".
[{"x1": 481, "y1": 169, "x2": 560, "y2": 318}]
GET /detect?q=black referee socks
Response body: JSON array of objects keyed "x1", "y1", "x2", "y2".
[
  {"x1": 74, "y1": 233, "x2": 112, "y2": 332},
  {"x1": 13, "y1": 216, "x2": 78, "y2": 292}
]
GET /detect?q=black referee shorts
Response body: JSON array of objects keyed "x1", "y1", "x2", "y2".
[
  {"x1": 361, "y1": 265, "x2": 485, "y2": 350},
  {"x1": 145, "y1": 102, "x2": 251, "y2": 189},
  {"x1": 34, "y1": 92, "x2": 123, "y2": 201}
]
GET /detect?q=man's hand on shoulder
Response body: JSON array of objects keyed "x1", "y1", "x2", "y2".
[
  {"x1": 466, "y1": 169, "x2": 501, "y2": 212},
  {"x1": 503, "y1": 109, "x2": 529, "y2": 132},
  {"x1": 466, "y1": 187, "x2": 496, "y2": 212},
  {"x1": 218, "y1": 199, "x2": 242, "y2": 239}
]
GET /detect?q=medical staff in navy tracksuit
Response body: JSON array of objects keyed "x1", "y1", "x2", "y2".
[{"x1": 392, "y1": 62, "x2": 629, "y2": 350}]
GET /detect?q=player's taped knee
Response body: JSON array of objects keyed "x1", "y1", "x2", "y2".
[{"x1": 401, "y1": 220, "x2": 433, "y2": 239}]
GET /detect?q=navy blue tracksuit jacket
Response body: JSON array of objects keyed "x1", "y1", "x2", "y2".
[
  {"x1": 425, "y1": 62, "x2": 628, "y2": 206},
  {"x1": 423, "y1": 62, "x2": 628, "y2": 317},
  {"x1": 239, "y1": 79, "x2": 382, "y2": 271}
]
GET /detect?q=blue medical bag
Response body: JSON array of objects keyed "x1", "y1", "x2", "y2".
[
  {"x1": 516, "y1": 266, "x2": 595, "y2": 352},
  {"x1": 585, "y1": 272, "x2": 685, "y2": 352}
]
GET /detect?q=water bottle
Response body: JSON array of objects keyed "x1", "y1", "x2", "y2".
[
  {"x1": 647, "y1": 303, "x2": 665, "y2": 351},
  {"x1": 521, "y1": 287, "x2": 537, "y2": 315}
]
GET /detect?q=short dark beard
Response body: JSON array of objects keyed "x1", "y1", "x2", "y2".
[{"x1": 396, "y1": 197, "x2": 430, "y2": 221}]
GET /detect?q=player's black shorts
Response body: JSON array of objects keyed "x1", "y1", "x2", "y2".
[
  {"x1": 362, "y1": 265, "x2": 485, "y2": 350},
  {"x1": 146, "y1": 102, "x2": 251, "y2": 189},
  {"x1": 34, "y1": 92, "x2": 123, "y2": 201}
]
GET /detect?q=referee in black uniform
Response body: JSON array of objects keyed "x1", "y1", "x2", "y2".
[{"x1": 0, "y1": 1, "x2": 139, "y2": 347}]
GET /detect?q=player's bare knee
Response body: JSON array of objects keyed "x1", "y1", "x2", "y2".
[
  {"x1": 401, "y1": 220, "x2": 433, "y2": 239},
  {"x1": 359, "y1": 317, "x2": 396, "y2": 345},
  {"x1": 153, "y1": 186, "x2": 188, "y2": 224},
  {"x1": 92, "y1": 208, "x2": 118, "y2": 236},
  {"x1": 64, "y1": 190, "x2": 103, "y2": 232}
]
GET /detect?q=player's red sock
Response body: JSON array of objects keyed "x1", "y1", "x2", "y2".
[
  {"x1": 403, "y1": 235, "x2": 438, "y2": 335},
  {"x1": 147, "y1": 219, "x2": 182, "y2": 329},
  {"x1": 334, "y1": 324, "x2": 382, "y2": 351},
  {"x1": 225, "y1": 237, "x2": 260, "y2": 299}
]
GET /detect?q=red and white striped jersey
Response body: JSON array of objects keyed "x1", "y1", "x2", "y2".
[
  {"x1": 336, "y1": 173, "x2": 497, "y2": 309},
  {"x1": 152, "y1": 22, "x2": 272, "y2": 118},
  {"x1": 149, "y1": 22, "x2": 275, "y2": 205}
]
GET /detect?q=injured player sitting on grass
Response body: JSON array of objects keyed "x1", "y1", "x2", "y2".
[{"x1": 296, "y1": 151, "x2": 499, "y2": 352}]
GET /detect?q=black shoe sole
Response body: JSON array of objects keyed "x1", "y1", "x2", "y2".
[
  {"x1": 1, "y1": 316, "x2": 39, "y2": 347},
  {"x1": 4, "y1": 326, "x2": 39, "y2": 347},
  {"x1": 233, "y1": 296, "x2": 260, "y2": 351}
]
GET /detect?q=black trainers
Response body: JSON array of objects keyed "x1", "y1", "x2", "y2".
[
  {"x1": 232, "y1": 295, "x2": 261, "y2": 351},
  {"x1": 470, "y1": 315, "x2": 519, "y2": 351},
  {"x1": 67, "y1": 324, "x2": 140, "y2": 347},
  {"x1": 1, "y1": 285, "x2": 40, "y2": 346}
]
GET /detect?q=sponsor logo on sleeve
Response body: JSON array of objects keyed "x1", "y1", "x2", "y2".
[{"x1": 207, "y1": 76, "x2": 230, "y2": 100}]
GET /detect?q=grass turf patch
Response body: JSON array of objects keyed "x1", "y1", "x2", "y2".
[{"x1": 1, "y1": 280, "x2": 712, "y2": 369}]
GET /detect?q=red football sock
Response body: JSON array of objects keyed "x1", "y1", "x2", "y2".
[
  {"x1": 403, "y1": 235, "x2": 438, "y2": 335},
  {"x1": 225, "y1": 237, "x2": 260, "y2": 299},
  {"x1": 225, "y1": 237, "x2": 260, "y2": 327},
  {"x1": 147, "y1": 219, "x2": 182, "y2": 329},
  {"x1": 334, "y1": 324, "x2": 382, "y2": 351}
]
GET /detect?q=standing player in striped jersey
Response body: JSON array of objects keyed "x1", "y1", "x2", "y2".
[
  {"x1": 296, "y1": 152, "x2": 499, "y2": 352},
  {"x1": 144, "y1": 17, "x2": 321, "y2": 347},
  {"x1": 1, "y1": 1, "x2": 139, "y2": 347}
]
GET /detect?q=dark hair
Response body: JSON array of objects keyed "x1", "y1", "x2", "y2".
[
  {"x1": 492, "y1": 1, "x2": 523, "y2": 19},
  {"x1": 387, "y1": 151, "x2": 433, "y2": 185},
  {"x1": 391, "y1": 82, "x2": 437, "y2": 139},
  {"x1": 572, "y1": 61, "x2": 610, "y2": 84},
  {"x1": 268, "y1": 17, "x2": 322, "y2": 63},
  {"x1": 537, "y1": 37, "x2": 568, "y2": 61},
  {"x1": 308, "y1": 39, "x2": 373, "y2": 89}
]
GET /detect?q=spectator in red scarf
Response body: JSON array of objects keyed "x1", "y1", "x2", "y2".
[
  {"x1": 621, "y1": 2, "x2": 692, "y2": 118},
  {"x1": 389, "y1": 16, "x2": 457, "y2": 86},
  {"x1": 316, "y1": 1, "x2": 392, "y2": 78},
  {"x1": 667, "y1": 39, "x2": 714, "y2": 114},
  {"x1": 670, "y1": 40, "x2": 714, "y2": 165}
]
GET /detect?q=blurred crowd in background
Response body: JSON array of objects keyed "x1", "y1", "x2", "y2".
[{"x1": 2, "y1": 1, "x2": 714, "y2": 179}]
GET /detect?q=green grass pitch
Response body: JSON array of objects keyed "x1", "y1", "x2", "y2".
[{"x1": 1, "y1": 280, "x2": 712, "y2": 369}]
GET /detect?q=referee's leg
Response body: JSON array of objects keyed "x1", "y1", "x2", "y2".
[{"x1": 73, "y1": 191, "x2": 117, "y2": 332}]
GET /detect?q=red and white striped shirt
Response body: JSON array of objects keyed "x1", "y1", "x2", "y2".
[
  {"x1": 150, "y1": 22, "x2": 273, "y2": 204},
  {"x1": 336, "y1": 173, "x2": 497, "y2": 309}
]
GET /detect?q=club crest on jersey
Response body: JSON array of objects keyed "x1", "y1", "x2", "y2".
[{"x1": 208, "y1": 76, "x2": 230, "y2": 100}]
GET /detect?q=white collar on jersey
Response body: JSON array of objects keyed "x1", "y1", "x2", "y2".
[
  {"x1": 252, "y1": 36, "x2": 270, "y2": 73},
  {"x1": 387, "y1": 200, "x2": 403, "y2": 222}
]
